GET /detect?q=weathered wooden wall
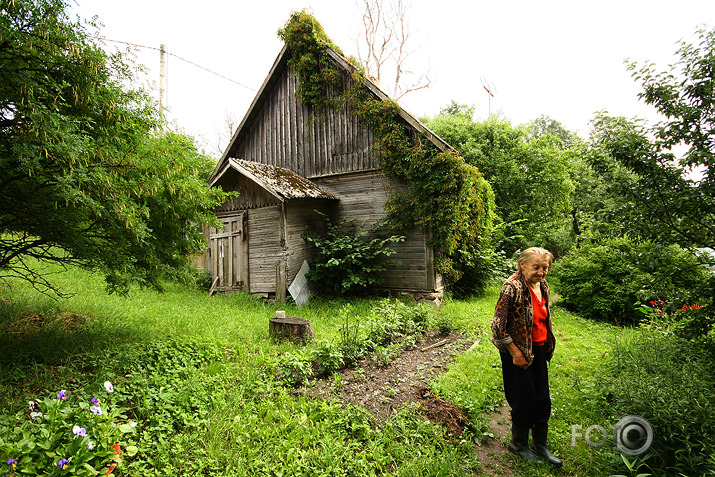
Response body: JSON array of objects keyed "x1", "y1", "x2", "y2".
[
  {"x1": 284, "y1": 201, "x2": 332, "y2": 286},
  {"x1": 215, "y1": 201, "x2": 333, "y2": 297},
  {"x1": 226, "y1": 58, "x2": 378, "y2": 179},
  {"x1": 314, "y1": 171, "x2": 437, "y2": 292}
]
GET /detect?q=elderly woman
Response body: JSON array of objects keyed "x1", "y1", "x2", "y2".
[{"x1": 491, "y1": 247, "x2": 561, "y2": 467}]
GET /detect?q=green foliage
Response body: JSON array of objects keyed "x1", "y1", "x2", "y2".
[
  {"x1": 274, "y1": 299, "x2": 433, "y2": 385},
  {"x1": 433, "y1": 314, "x2": 456, "y2": 335},
  {"x1": 0, "y1": 263, "x2": 652, "y2": 476},
  {"x1": 335, "y1": 303, "x2": 365, "y2": 366},
  {"x1": 277, "y1": 9, "x2": 344, "y2": 109},
  {"x1": 363, "y1": 299, "x2": 431, "y2": 348},
  {"x1": 98, "y1": 339, "x2": 238, "y2": 475},
  {"x1": 584, "y1": 28, "x2": 715, "y2": 335},
  {"x1": 275, "y1": 350, "x2": 315, "y2": 387},
  {"x1": 302, "y1": 214, "x2": 404, "y2": 295},
  {"x1": 598, "y1": 330, "x2": 715, "y2": 476},
  {"x1": 551, "y1": 236, "x2": 710, "y2": 325},
  {"x1": 0, "y1": 384, "x2": 134, "y2": 476},
  {"x1": 524, "y1": 115, "x2": 581, "y2": 149},
  {"x1": 424, "y1": 106, "x2": 574, "y2": 257},
  {"x1": 278, "y1": 12, "x2": 496, "y2": 287},
  {"x1": 0, "y1": 0, "x2": 228, "y2": 295}
]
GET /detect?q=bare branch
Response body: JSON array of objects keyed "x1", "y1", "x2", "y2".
[{"x1": 355, "y1": 0, "x2": 430, "y2": 100}]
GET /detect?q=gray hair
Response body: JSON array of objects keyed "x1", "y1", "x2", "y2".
[{"x1": 517, "y1": 247, "x2": 554, "y2": 269}]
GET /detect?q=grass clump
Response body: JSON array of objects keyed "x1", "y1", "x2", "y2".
[{"x1": 595, "y1": 329, "x2": 715, "y2": 476}]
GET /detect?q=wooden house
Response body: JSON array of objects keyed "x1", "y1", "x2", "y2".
[{"x1": 207, "y1": 44, "x2": 454, "y2": 302}]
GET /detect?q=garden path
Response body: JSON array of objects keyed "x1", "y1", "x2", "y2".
[{"x1": 298, "y1": 330, "x2": 515, "y2": 476}]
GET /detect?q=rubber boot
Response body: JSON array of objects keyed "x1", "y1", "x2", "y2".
[
  {"x1": 532, "y1": 424, "x2": 563, "y2": 468},
  {"x1": 508, "y1": 424, "x2": 543, "y2": 463}
]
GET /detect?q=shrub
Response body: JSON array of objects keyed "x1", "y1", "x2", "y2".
[
  {"x1": 550, "y1": 236, "x2": 709, "y2": 325},
  {"x1": 302, "y1": 214, "x2": 404, "y2": 295}
]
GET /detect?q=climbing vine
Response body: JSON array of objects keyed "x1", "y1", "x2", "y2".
[{"x1": 278, "y1": 10, "x2": 495, "y2": 282}]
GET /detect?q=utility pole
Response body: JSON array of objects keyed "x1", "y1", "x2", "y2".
[{"x1": 159, "y1": 44, "x2": 167, "y2": 122}]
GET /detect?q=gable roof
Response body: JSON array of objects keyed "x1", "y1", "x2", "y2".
[
  {"x1": 210, "y1": 158, "x2": 337, "y2": 201},
  {"x1": 211, "y1": 44, "x2": 454, "y2": 180}
]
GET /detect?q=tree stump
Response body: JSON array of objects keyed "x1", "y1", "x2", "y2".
[{"x1": 269, "y1": 316, "x2": 315, "y2": 343}]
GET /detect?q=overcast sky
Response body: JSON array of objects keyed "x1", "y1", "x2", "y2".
[{"x1": 75, "y1": 0, "x2": 714, "y2": 155}]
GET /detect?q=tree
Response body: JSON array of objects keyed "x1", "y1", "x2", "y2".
[
  {"x1": 424, "y1": 105, "x2": 574, "y2": 256},
  {"x1": 0, "y1": 0, "x2": 228, "y2": 294},
  {"x1": 524, "y1": 115, "x2": 580, "y2": 149},
  {"x1": 588, "y1": 28, "x2": 715, "y2": 252},
  {"x1": 586, "y1": 27, "x2": 715, "y2": 336},
  {"x1": 355, "y1": 0, "x2": 431, "y2": 101}
]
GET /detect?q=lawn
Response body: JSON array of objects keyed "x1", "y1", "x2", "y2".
[{"x1": 0, "y1": 266, "x2": 626, "y2": 476}]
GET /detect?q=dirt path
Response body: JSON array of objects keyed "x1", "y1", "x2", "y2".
[{"x1": 298, "y1": 330, "x2": 514, "y2": 475}]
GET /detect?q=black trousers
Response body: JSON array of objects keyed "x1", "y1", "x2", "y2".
[{"x1": 500, "y1": 345, "x2": 551, "y2": 428}]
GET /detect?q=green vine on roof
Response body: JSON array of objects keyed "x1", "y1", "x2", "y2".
[{"x1": 278, "y1": 10, "x2": 495, "y2": 283}]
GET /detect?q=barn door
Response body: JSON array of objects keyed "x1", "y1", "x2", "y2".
[{"x1": 210, "y1": 212, "x2": 248, "y2": 292}]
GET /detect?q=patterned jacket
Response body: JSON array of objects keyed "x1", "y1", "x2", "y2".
[{"x1": 491, "y1": 271, "x2": 556, "y2": 367}]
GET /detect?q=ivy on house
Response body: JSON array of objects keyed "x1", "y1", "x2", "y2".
[{"x1": 278, "y1": 10, "x2": 495, "y2": 283}]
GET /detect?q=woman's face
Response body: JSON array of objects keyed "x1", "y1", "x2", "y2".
[{"x1": 520, "y1": 255, "x2": 550, "y2": 286}]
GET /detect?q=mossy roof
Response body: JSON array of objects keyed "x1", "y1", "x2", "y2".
[{"x1": 210, "y1": 157, "x2": 338, "y2": 201}]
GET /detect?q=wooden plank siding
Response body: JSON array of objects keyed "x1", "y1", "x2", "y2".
[
  {"x1": 226, "y1": 57, "x2": 379, "y2": 178},
  {"x1": 284, "y1": 201, "x2": 332, "y2": 285},
  {"x1": 213, "y1": 170, "x2": 281, "y2": 213},
  {"x1": 313, "y1": 171, "x2": 437, "y2": 291}
]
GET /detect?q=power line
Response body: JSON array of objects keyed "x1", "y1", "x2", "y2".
[{"x1": 95, "y1": 36, "x2": 256, "y2": 92}]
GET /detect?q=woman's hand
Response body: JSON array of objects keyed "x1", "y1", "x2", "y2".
[
  {"x1": 506, "y1": 342, "x2": 529, "y2": 369},
  {"x1": 512, "y1": 352, "x2": 528, "y2": 369}
]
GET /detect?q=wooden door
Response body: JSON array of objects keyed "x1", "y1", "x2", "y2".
[{"x1": 210, "y1": 212, "x2": 248, "y2": 292}]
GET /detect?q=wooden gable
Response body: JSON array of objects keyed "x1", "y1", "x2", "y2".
[{"x1": 213, "y1": 46, "x2": 453, "y2": 181}]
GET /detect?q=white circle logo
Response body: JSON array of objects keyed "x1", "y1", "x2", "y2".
[{"x1": 615, "y1": 415, "x2": 653, "y2": 455}]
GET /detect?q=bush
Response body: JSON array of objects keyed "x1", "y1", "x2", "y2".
[
  {"x1": 599, "y1": 330, "x2": 715, "y2": 476},
  {"x1": 550, "y1": 236, "x2": 709, "y2": 325},
  {"x1": 302, "y1": 214, "x2": 404, "y2": 295}
]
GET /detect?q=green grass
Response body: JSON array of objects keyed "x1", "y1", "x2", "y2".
[{"x1": 0, "y1": 266, "x2": 632, "y2": 476}]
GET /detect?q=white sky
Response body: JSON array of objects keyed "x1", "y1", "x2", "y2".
[{"x1": 74, "y1": 0, "x2": 715, "y2": 156}]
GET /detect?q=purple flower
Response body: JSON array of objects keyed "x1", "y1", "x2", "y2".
[
  {"x1": 91, "y1": 397, "x2": 99, "y2": 405},
  {"x1": 72, "y1": 425, "x2": 86, "y2": 438},
  {"x1": 89, "y1": 405, "x2": 102, "y2": 416},
  {"x1": 56, "y1": 390, "x2": 66, "y2": 401},
  {"x1": 87, "y1": 441, "x2": 95, "y2": 451},
  {"x1": 6, "y1": 459, "x2": 17, "y2": 468},
  {"x1": 57, "y1": 458, "x2": 69, "y2": 470}
]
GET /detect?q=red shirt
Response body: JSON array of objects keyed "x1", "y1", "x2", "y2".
[{"x1": 530, "y1": 286, "x2": 548, "y2": 345}]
